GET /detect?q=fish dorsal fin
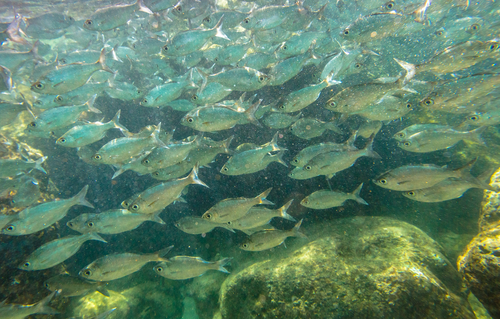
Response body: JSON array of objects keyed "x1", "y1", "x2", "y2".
[{"x1": 235, "y1": 143, "x2": 259, "y2": 153}]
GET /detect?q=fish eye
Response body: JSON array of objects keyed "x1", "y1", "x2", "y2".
[
  {"x1": 153, "y1": 172, "x2": 160, "y2": 176},
  {"x1": 191, "y1": 94, "x2": 198, "y2": 101},
  {"x1": 34, "y1": 83, "x2": 44, "y2": 89},
  {"x1": 175, "y1": 5, "x2": 182, "y2": 12},
  {"x1": 187, "y1": 117, "x2": 194, "y2": 123},
  {"x1": 84, "y1": 19, "x2": 92, "y2": 25},
  {"x1": 83, "y1": 269, "x2": 92, "y2": 276},
  {"x1": 396, "y1": 132, "x2": 405, "y2": 138},
  {"x1": 174, "y1": 222, "x2": 180, "y2": 227},
  {"x1": 34, "y1": 100, "x2": 43, "y2": 105},
  {"x1": 144, "y1": 159, "x2": 150, "y2": 164},
  {"x1": 470, "y1": 23, "x2": 481, "y2": 31},
  {"x1": 87, "y1": 222, "x2": 94, "y2": 227},
  {"x1": 406, "y1": 102, "x2": 412, "y2": 109},
  {"x1": 489, "y1": 43, "x2": 498, "y2": 50},
  {"x1": 58, "y1": 138, "x2": 66, "y2": 143},
  {"x1": 227, "y1": 221, "x2": 232, "y2": 225},
  {"x1": 329, "y1": 101, "x2": 336, "y2": 108},
  {"x1": 55, "y1": 95, "x2": 63, "y2": 102},
  {"x1": 206, "y1": 213, "x2": 212, "y2": 219},
  {"x1": 45, "y1": 283, "x2": 50, "y2": 288},
  {"x1": 60, "y1": 58, "x2": 67, "y2": 64},
  {"x1": 203, "y1": 17, "x2": 210, "y2": 23},
  {"x1": 258, "y1": 76, "x2": 265, "y2": 82},
  {"x1": 29, "y1": 122, "x2": 37, "y2": 127},
  {"x1": 343, "y1": 29, "x2": 349, "y2": 35},
  {"x1": 303, "y1": 200, "x2": 309, "y2": 204},
  {"x1": 23, "y1": 262, "x2": 30, "y2": 267},
  {"x1": 156, "y1": 266, "x2": 163, "y2": 272},
  {"x1": 278, "y1": 104, "x2": 285, "y2": 109},
  {"x1": 142, "y1": 98, "x2": 148, "y2": 104},
  {"x1": 435, "y1": 30, "x2": 444, "y2": 36},
  {"x1": 385, "y1": 1, "x2": 395, "y2": 9},
  {"x1": 292, "y1": 159, "x2": 298, "y2": 164},
  {"x1": 5, "y1": 225, "x2": 14, "y2": 231},
  {"x1": 222, "y1": 167, "x2": 228, "y2": 172},
  {"x1": 282, "y1": 45, "x2": 287, "y2": 50},
  {"x1": 402, "y1": 141, "x2": 411, "y2": 147},
  {"x1": 354, "y1": 63, "x2": 362, "y2": 68},
  {"x1": 378, "y1": 179, "x2": 387, "y2": 184},
  {"x1": 242, "y1": 243, "x2": 248, "y2": 248},
  {"x1": 244, "y1": 18, "x2": 250, "y2": 24},
  {"x1": 67, "y1": 222, "x2": 73, "y2": 227},
  {"x1": 131, "y1": 204, "x2": 139, "y2": 210},
  {"x1": 469, "y1": 115, "x2": 479, "y2": 121},
  {"x1": 163, "y1": 45, "x2": 168, "y2": 51},
  {"x1": 93, "y1": 154, "x2": 102, "y2": 160},
  {"x1": 407, "y1": 191, "x2": 416, "y2": 196},
  {"x1": 305, "y1": 165, "x2": 312, "y2": 171},
  {"x1": 423, "y1": 98, "x2": 434, "y2": 105}
]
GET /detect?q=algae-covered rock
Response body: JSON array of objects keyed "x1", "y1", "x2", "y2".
[
  {"x1": 458, "y1": 167, "x2": 500, "y2": 318},
  {"x1": 186, "y1": 271, "x2": 227, "y2": 319},
  {"x1": 458, "y1": 220, "x2": 500, "y2": 319},
  {"x1": 219, "y1": 217, "x2": 474, "y2": 319}
]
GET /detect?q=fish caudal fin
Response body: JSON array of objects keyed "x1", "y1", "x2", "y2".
[
  {"x1": 73, "y1": 185, "x2": 94, "y2": 208},
  {"x1": 394, "y1": 58, "x2": 416, "y2": 83},
  {"x1": 34, "y1": 156, "x2": 48, "y2": 174},
  {"x1": 155, "y1": 245, "x2": 174, "y2": 261},
  {"x1": 351, "y1": 183, "x2": 368, "y2": 205},
  {"x1": 466, "y1": 126, "x2": 487, "y2": 145},
  {"x1": 187, "y1": 163, "x2": 209, "y2": 188},
  {"x1": 96, "y1": 284, "x2": 110, "y2": 297},
  {"x1": 98, "y1": 48, "x2": 115, "y2": 74},
  {"x1": 222, "y1": 135, "x2": 234, "y2": 154},
  {"x1": 151, "y1": 211, "x2": 166, "y2": 224},
  {"x1": 257, "y1": 187, "x2": 274, "y2": 205},
  {"x1": 290, "y1": 219, "x2": 307, "y2": 238},
  {"x1": 86, "y1": 94, "x2": 101, "y2": 114},
  {"x1": 363, "y1": 134, "x2": 382, "y2": 159},
  {"x1": 279, "y1": 199, "x2": 296, "y2": 222},
  {"x1": 274, "y1": 151, "x2": 288, "y2": 168},
  {"x1": 214, "y1": 16, "x2": 230, "y2": 41},
  {"x1": 137, "y1": 0, "x2": 153, "y2": 14},
  {"x1": 216, "y1": 257, "x2": 233, "y2": 274},
  {"x1": 33, "y1": 291, "x2": 59, "y2": 316},
  {"x1": 109, "y1": 110, "x2": 129, "y2": 132},
  {"x1": 326, "y1": 121, "x2": 342, "y2": 134},
  {"x1": 244, "y1": 99, "x2": 263, "y2": 127},
  {"x1": 87, "y1": 232, "x2": 107, "y2": 243}
]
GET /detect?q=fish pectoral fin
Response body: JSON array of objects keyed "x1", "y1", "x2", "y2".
[{"x1": 396, "y1": 180, "x2": 410, "y2": 185}]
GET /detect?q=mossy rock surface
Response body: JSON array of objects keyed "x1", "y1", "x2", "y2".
[{"x1": 219, "y1": 216, "x2": 474, "y2": 319}]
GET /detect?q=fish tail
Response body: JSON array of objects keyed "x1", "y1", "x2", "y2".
[
  {"x1": 151, "y1": 122, "x2": 167, "y2": 147},
  {"x1": 351, "y1": 183, "x2": 368, "y2": 205},
  {"x1": 30, "y1": 40, "x2": 45, "y2": 63},
  {"x1": 87, "y1": 232, "x2": 107, "y2": 243},
  {"x1": 34, "y1": 156, "x2": 48, "y2": 174},
  {"x1": 151, "y1": 211, "x2": 166, "y2": 224},
  {"x1": 0, "y1": 65, "x2": 13, "y2": 92},
  {"x1": 111, "y1": 166, "x2": 126, "y2": 179},
  {"x1": 453, "y1": 158, "x2": 477, "y2": 180},
  {"x1": 274, "y1": 151, "x2": 288, "y2": 168},
  {"x1": 187, "y1": 163, "x2": 209, "y2": 188},
  {"x1": 86, "y1": 94, "x2": 102, "y2": 114},
  {"x1": 155, "y1": 245, "x2": 174, "y2": 261},
  {"x1": 290, "y1": 219, "x2": 307, "y2": 238},
  {"x1": 213, "y1": 15, "x2": 230, "y2": 41},
  {"x1": 33, "y1": 291, "x2": 60, "y2": 316},
  {"x1": 345, "y1": 130, "x2": 358, "y2": 148},
  {"x1": 222, "y1": 135, "x2": 234, "y2": 154},
  {"x1": 326, "y1": 121, "x2": 342, "y2": 134},
  {"x1": 216, "y1": 257, "x2": 233, "y2": 274},
  {"x1": 95, "y1": 283, "x2": 110, "y2": 297},
  {"x1": 109, "y1": 109, "x2": 129, "y2": 132},
  {"x1": 466, "y1": 126, "x2": 487, "y2": 145},
  {"x1": 137, "y1": 0, "x2": 153, "y2": 14},
  {"x1": 98, "y1": 48, "x2": 115, "y2": 74},
  {"x1": 363, "y1": 134, "x2": 382, "y2": 159},
  {"x1": 73, "y1": 185, "x2": 94, "y2": 208},
  {"x1": 257, "y1": 187, "x2": 274, "y2": 205},
  {"x1": 195, "y1": 67, "x2": 209, "y2": 93},
  {"x1": 244, "y1": 99, "x2": 263, "y2": 127},
  {"x1": 279, "y1": 199, "x2": 296, "y2": 222},
  {"x1": 393, "y1": 58, "x2": 416, "y2": 84},
  {"x1": 264, "y1": 132, "x2": 282, "y2": 152},
  {"x1": 476, "y1": 167, "x2": 498, "y2": 191}
]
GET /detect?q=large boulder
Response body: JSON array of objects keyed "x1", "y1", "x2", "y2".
[
  {"x1": 219, "y1": 216, "x2": 474, "y2": 319},
  {"x1": 458, "y1": 168, "x2": 500, "y2": 319}
]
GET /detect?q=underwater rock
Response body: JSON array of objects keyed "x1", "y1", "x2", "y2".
[
  {"x1": 458, "y1": 167, "x2": 500, "y2": 319},
  {"x1": 186, "y1": 271, "x2": 228, "y2": 319},
  {"x1": 69, "y1": 279, "x2": 182, "y2": 319},
  {"x1": 219, "y1": 216, "x2": 474, "y2": 319}
]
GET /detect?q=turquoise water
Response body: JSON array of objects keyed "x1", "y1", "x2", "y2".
[{"x1": 0, "y1": 0, "x2": 499, "y2": 318}]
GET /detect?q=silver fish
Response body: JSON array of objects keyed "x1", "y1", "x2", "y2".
[{"x1": 154, "y1": 256, "x2": 232, "y2": 280}]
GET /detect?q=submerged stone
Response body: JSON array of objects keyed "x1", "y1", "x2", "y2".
[{"x1": 219, "y1": 216, "x2": 474, "y2": 319}]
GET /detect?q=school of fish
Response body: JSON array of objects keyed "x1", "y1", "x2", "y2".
[{"x1": 0, "y1": 0, "x2": 499, "y2": 316}]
